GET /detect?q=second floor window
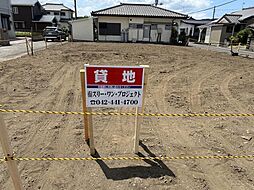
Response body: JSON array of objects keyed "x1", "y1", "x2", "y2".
[
  {"x1": 54, "y1": 12, "x2": 60, "y2": 15},
  {"x1": 60, "y1": 12, "x2": 66, "y2": 16},
  {"x1": 13, "y1": 7, "x2": 19, "y2": 14}
]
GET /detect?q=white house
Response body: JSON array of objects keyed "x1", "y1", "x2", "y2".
[
  {"x1": 91, "y1": 3, "x2": 187, "y2": 43},
  {"x1": 42, "y1": 3, "x2": 73, "y2": 28},
  {"x1": 70, "y1": 17, "x2": 94, "y2": 41},
  {"x1": 0, "y1": 0, "x2": 15, "y2": 40},
  {"x1": 179, "y1": 19, "x2": 212, "y2": 41}
]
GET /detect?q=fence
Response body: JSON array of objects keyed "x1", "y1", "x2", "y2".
[{"x1": 1, "y1": 105, "x2": 254, "y2": 190}]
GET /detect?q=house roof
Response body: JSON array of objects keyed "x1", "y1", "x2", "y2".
[
  {"x1": 217, "y1": 14, "x2": 241, "y2": 24},
  {"x1": 182, "y1": 19, "x2": 213, "y2": 25},
  {"x1": 91, "y1": 3, "x2": 187, "y2": 18},
  {"x1": 42, "y1": 3, "x2": 74, "y2": 12},
  {"x1": 33, "y1": 15, "x2": 56, "y2": 23},
  {"x1": 231, "y1": 7, "x2": 254, "y2": 21},
  {"x1": 11, "y1": 0, "x2": 38, "y2": 6}
]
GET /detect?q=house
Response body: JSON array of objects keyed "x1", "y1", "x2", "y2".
[
  {"x1": 42, "y1": 3, "x2": 74, "y2": 28},
  {"x1": 198, "y1": 7, "x2": 254, "y2": 45},
  {"x1": 179, "y1": 19, "x2": 213, "y2": 41},
  {"x1": 91, "y1": 3, "x2": 187, "y2": 43},
  {"x1": 0, "y1": 0, "x2": 15, "y2": 40},
  {"x1": 70, "y1": 18, "x2": 94, "y2": 41},
  {"x1": 11, "y1": 0, "x2": 57, "y2": 31}
]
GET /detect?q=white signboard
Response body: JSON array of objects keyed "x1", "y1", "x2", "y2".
[{"x1": 84, "y1": 65, "x2": 144, "y2": 107}]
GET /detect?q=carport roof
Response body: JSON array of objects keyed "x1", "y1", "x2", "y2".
[
  {"x1": 33, "y1": 15, "x2": 56, "y2": 23},
  {"x1": 91, "y1": 3, "x2": 187, "y2": 18}
]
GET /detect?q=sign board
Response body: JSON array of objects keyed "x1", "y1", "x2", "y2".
[{"x1": 84, "y1": 65, "x2": 144, "y2": 107}]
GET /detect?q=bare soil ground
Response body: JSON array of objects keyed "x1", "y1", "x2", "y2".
[{"x1": 0, "y1": 42, "x2": 254, "y2": 190}]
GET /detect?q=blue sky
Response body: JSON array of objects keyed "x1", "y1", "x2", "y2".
[{"x1": 40, "y1": 0, "x2": 253, "y2": 19}]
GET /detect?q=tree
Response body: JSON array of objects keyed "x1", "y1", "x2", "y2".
[
  {"x1": 235, "y1": 28, "x2": 254, "y2": 45},
  {"x1": 170, "y1": 27, "x2": 178, "y2": 45}
]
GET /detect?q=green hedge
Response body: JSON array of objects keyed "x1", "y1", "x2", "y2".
[{"x1": 15, "y1": 31, "x2": 42, "y2": 37}]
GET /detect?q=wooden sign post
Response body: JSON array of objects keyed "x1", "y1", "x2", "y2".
[
  {"x1": 80, "y1": 69, "x2": 95, "y2": 155},
  {"x1": 0, "y1": 114, "x2": 24, "y2": 190},
  {"x1": 134, "y1": 65, "x2": 149, "y2": 153}
]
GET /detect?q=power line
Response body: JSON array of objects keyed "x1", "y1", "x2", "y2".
[{"x1": 188, "y1": 0, "x2": 239, "y2": 14}]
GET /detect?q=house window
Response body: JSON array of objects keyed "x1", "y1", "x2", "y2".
[
  {"x1": 54, "y1": 12, "x2": 60, "y2": 15},
  {"x1": 180, "y1": 28, "x2": 186, "y2": 34},
  {"x1": 137, "y1": 24, "x2": 143, "y2": 29},
  {"x1": 60, "y1": 12, "x2": 66, "y2": 16},
  {"x1": 1, "y1": 15, "x2": 11, "y2": 30},
  {"x1": 129, "y1": 23, "x2": 143, "y2": 29},
  {"x1": 151, "y1": 24, "x2": 157, "y2": 30},
  {"x1": 226, "y1": 25, "x2": 233, "y2": 33},
  {"x1": 99, "y1": 22, "x2": 121, "y2": 35},
  {"x1": 129, "y1": 23, "x2": 136, "y2": 28},
  {"x1": 14, "y1": 21, "x2": 25, "y2": 29},
  {"x1": 46, "y1": 12, "x2": 51, "y2": 15},
  {"x1": 165, "y1": 24, "x2": 171, "y2": 30},
  {"x1": 13, "y1": 7, "x2": 19, "y2": 14}
]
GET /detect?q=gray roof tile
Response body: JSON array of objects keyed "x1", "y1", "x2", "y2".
[
  {"x1": 232, "y1": 7, "x2": 254, "y2": 21},
  {"x1": 42, "y1": 3, "x2": 73, "y2": 12},
  {"x1": 11, "y1": 0, "x2": 38, "y2": 6},
  {"x1": 91, "y1": 3, "x2": 187, "y2": 18},
  {"x1": 224, "y1": 14, "x2": 241, "y2": 24}
]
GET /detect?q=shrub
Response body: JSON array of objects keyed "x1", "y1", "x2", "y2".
[
  {"x1": 235, "y1": 28, "x2": 254, "y2": 44},
  {"x1": 170, "y1": 27, "x2": 178, "y2": 45}
]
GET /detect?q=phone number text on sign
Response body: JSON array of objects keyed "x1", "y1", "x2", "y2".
[{"x1": 84, "y1": 65, "x2": 144, "y2": 108}]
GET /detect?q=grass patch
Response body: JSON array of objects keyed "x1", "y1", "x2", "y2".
[{"x1": 15, "y1": 31, "x2": 42, "y2": 37}]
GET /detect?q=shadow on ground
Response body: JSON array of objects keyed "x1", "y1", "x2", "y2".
[{"x1": 93, "y1": 141, "x2": 175, "y2": 180}]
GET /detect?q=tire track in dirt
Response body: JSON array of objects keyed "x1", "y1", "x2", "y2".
[
  {"x1": 190, "y1": 69, "x2": 220, "y2": 113},
  {"x1": 220, "y1": 73, "x2": 248, "y2": 113},
  {"x1": 7, "y1": 63, "x2": 81, "y2": 190},
  {"x1": 148, "y1": 66, "x2": 254, "y2": 189}
]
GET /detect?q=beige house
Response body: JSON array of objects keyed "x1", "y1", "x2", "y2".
[
  {"x1": 91, "y1": 3, "x2": 187, "y2": 43},
  {"x1": 198, "y1": 7, "x2": 254, "y2": 45}
]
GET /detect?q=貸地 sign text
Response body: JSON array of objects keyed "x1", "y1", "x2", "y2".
[{"x1": 84, "y1": 65, "x2": 144, "y2": 107}]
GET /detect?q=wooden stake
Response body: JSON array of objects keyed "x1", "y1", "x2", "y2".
[
  {"x1": 87, "y1": 107, "x2": 95, "y2": 155},
  {"x1": 0, "y1": 114, "x2": 24, "y2": 190},
  {"x1": 80, "y1": 69, "x2": 89, "y2": 141},
  {"x1": 80, "y1": 69, "x2": 96, "y2": 155},
  {"x1": 134, "y1": 65, "x2": 149, "y2": 154},
  {"x1": 25, "y1": 37, "x2": 30, "y2": 55},
  {"x1": 60, "y1": 35, "x2": 63, "y2": 45},
  {"x1": 45, "y1": 38, "x2": 47, "y2": 49},
  {"x1": 30, "y1": 27, "x2": 34, "y2": 56}
]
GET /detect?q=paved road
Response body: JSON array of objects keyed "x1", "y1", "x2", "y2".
[
  {"x1": 0, "y1": 38, "x2": 65, "y2": 62},
  {"x1": 190, "y1": 42, "x2": 254, "y2": 59}
]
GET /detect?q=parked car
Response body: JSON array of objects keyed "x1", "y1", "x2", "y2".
[{"x1": 43, "y1": 27, "x2": 67, "y2": 41}]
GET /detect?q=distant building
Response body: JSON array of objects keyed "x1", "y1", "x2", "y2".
[
  {"x1": 180, "y1": 19, "x2": 213, "y2": 41},
  {"x1": 42, "y1": 3, "x2": 74, "y2": 28},
  {"x1": 198, "y1": 7, "x2": 254, "y2": 45},
  {"x1": 91, "y1": 3, "x2": 187, "y2": 43},
  {"x1": 11, "y1": 0, "x2": 57, "y2": 31},
  {"x1": 0, "y1": 0, "x2": 15, "y2": 39}
]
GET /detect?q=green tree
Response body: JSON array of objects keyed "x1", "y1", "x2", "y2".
[
  {"x1": 170, "y1": 27, "x2": 178, "y2": 45},
  {"x1": 236, "y1": 28, "x2": 254, "y2": 44}
]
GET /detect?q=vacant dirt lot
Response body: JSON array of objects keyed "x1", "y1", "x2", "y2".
[{"x1": 0, "y1": 42, "x2": 254, "y2": 190}]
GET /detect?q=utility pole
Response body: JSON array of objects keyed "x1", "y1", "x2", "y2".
[
  {"x1": 155, "y1": 0, "x2": 158, "y2": 6},
  {"x1": 212, "y1": 6, "x2": 216, "y2": 19},
  {"x1": 74, "y1": 0, "x2": 77, "y2": 19}
]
